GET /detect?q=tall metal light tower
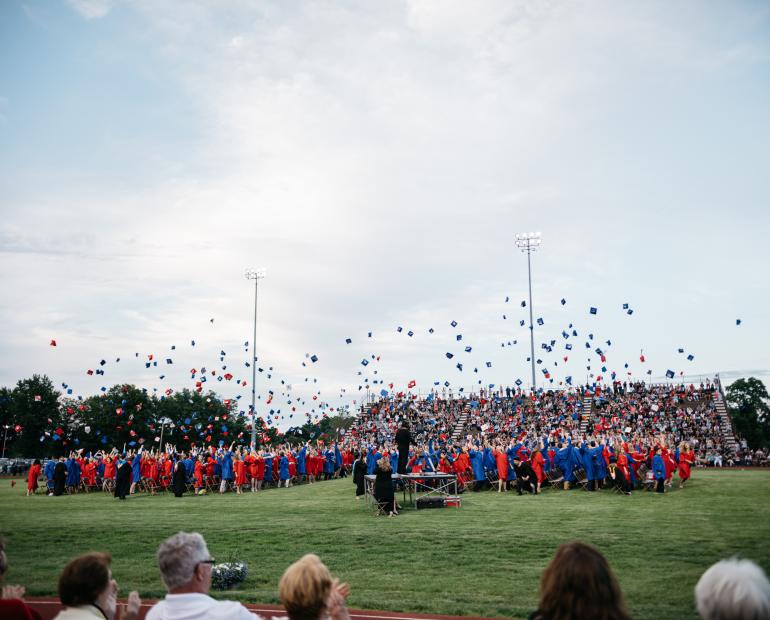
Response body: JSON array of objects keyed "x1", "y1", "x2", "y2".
[
  {"x1": 515, "y1": 232, "x2": 541, "y2": 391},
  {"x1": 245, "y1": 267, "x2": 266, "y2": 447}
]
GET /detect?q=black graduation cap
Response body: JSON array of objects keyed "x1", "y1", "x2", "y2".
[
  {"x1": 590, "y1": 307, "x2": 597, "y2": 314},
  {"x1": 456, "y1": 334, "x2": 462, "y2": 341},
  {"x1": 537, "y1": 317, "x2": 544, "y2": 325},
  {"x1": 520, "y1": 320, "x2": 525, "y2": 326},
  {"x1": 666, "y1": 370, "x2": 675, "y2": 379},
  {"x1": 486, "y1": 361, "x2": 492, "y2": 367},
  {"x1": 446, "y1": 352, "x2": 454, "y2": 359},
  {"x1": 623, "y1": 303, "x2": 629, "y2": 309},
  {"x1": 687, "y1": 354, "x2": 694, "y2": 361},
  {"x1": 521, "y1": 301, "x2": 526, "y2": 307},
  {"x1": 407, "y1": 330, "x2": 414, "y2": 337},
  {"x1": 428, "y1": 328, "x2": 434, "y2": 334},
  {"x1": 166, "y1": 358, "x2": 173, "y2": 364},
  {"x1": 310, "y1": 355, "x2": 318, "y2": 363},
  {"x1": 561, "y1": 298, "x2": 566, "y2": 305},
  {"x1": 465, "y1": 346, "x2": 472, "y2": 353},
  {"x1": 345, "y1": 338, "x2": 352, "y2": 344},
  {"x1": 451, "y1": 320, "x2": 458, "y2": 327}
]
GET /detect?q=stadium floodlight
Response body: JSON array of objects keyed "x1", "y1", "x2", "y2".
[
  {"x1": 245, "y1": 267, "x2": 267, "y2": 447},
  {"x1": 515, "y1": 232, "x2": 542, "y2": 390}
]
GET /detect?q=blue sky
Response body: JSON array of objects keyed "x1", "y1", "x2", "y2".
[{"x1": 1, "y1": 1, "x2": 769, "y2": 425}]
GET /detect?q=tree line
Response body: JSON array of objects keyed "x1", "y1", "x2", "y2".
[{"x1": 0, "y1": 374, "x2": 354, "y2": 458}]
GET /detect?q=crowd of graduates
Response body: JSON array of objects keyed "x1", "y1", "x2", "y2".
[
  {"x1": 24, "y1": 440, "x2": 356, "y2": 499},
  {"x1": 21, "y1": 381, "x2": 727, "y2": 500}
]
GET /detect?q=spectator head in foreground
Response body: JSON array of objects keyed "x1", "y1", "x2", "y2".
[
  {"x1": 695, "y1": 558, "x2": 770, "y2": 620},
  {"x1": 279, "y1": 554, "x2": 350, "y2": 620},
  {"x1": 54, "y1": 552, "x2": 140, "y2": 620},
  {"x1": 530, "y1": 541, "x2": 632, "y2": 620},
  {"x1": 147, "y1": 532, "x2": 260, "y2": 620}
]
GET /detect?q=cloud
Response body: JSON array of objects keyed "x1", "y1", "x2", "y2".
[{"x1": 66, "y1": 0, "x2": 114, "y2": 20}]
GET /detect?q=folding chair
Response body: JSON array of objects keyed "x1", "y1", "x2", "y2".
[
  {"x1": 573, "y1": 468, "x2": 589, "y2": 490},
  {"x1": 545, "y1": 467, "x2": 564, "y2": 489}
]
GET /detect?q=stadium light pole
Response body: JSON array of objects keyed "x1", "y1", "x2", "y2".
[
  {"x1": 245, "y1": 268, "x2": 266, "y2": 447},
  {"x1": 515, "y1": 232, "x2": 541, "y2": 391},
  {"x1": 2, "y1": 425, "x2": 9, "y2": 458}
]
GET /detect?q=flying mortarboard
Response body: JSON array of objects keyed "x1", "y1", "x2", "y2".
[
  {"x1": 590, "y1": 307, "x2": 597, "y2": 314},
  {"x1": 665, "y1": 370, "x2": 675, "y2": 379},
  {"x1": 451, "y1": 320, "x2": 458, "y2": 327},
  {"x1": 537, "y1": 317, "x2": 544, "y2": 325}
]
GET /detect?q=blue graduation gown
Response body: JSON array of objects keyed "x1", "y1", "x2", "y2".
[
  {"x1": 131, "y1": 454, "x2": 142, "y2": 483},
  {"x1": 264, "y1": 454, "x2": 273, "y2": 480},
  {"x1": 66, "y1": 458, "x2": 81, "y2": 487},
  {"x1": 297, "y1": 447, "x2": 307, "y2": 475},
  {"x1": 279, "y1": 456, "x2": 290, "y2": 480},
  {"x1": 468, "y1": 450, "x2": 486, "y2": 482},
  {"x1": 324, "y1": 449, "x2": 335, "y2": 474},
  {"x1": 221, "y1": 451, "x2": 234, "y2": 480},
  {"x1": 652, "y1": 454, "x2": 666, "y2": 480}
]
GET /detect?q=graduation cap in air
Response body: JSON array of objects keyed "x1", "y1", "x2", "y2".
[
  {"x1": 310, "y1": 355, "x2": 318, "y2": 363},
  {"x1": 361, "y1": 359, "x2": 369, "y2": 366},
  {"x1": 666, "y1": 370, "x2": 675, "y2": 379},
  {"x1": 687, "y1": 354, "x2": 694, "y2": 361},
  {"x1": 520, "y1": 320, "x2": 526, "y2": 326},
  {"x1": 451, "y1": 320, "x2": 458, "y2": 327},
  {"x1": 736, "y1": 319, "x2": 742, "y2": 325},
  {"x1": 561, "y1": 298, "x2": 566, "y2": 305},
  {"x1": 345, "y1": 338, "x2": 352, "y2": 344},
  {"x1": 566, "y1": 344, "x2": 573, "y2": 350},
  {"x1": 407, "y1": 330, "x2": 414, "y2": 337},
  {"x1": 515, "y1": 379, "x2": 523, "y2": 386},
  {"x1": 505, "y1": 296, "x2": 509, "y2": 302},
  {"x1": 166, "y1": 358, "x2": 173, "y2": 364},
  {"x1": 521, "y1": 301, "x2": 526, "y2": 307},
  {"x1": 627, "y1": 309, "x2": 633, "y2": 315},
  {"x1": 678, "y1": 348, "x2": 684, "y2": 354},
  {"x1": 444, "y1": 381, "x2": 450, "y2": 387},
  {"x1": 486, "y1": 361, "x2": 492, "y2": 367},
  {"x1": 50, "y1": 339, "x2": 57, "y2": 346},
  {"x1": 623, "y1": 303, "x2": 629, "y2": 309},
  {"x1": 590, "y1": 307, "x2": 597, "y2": 314},
  {"x1": 456, "y1": 363, "x2": 463, "y2": 371},
  {"x1": 397, "y1": 326, "x2": 403, "y2": 333},
  {"x1": 465, "y1": 346, "x2": 472, "y2": 353},
  {"x1": 456, "y1": 334, "x2": 462, "y2": 341},
  {"x1": 445, "y1": 352, "x2": 454, "y2": 359}
]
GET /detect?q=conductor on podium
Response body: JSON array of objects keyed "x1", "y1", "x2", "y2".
[{"x1": 395, "y1": 420, "x2": 412, "y2": 474}]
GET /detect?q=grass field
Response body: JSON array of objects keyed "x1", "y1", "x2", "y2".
[{"x1": 2, "y1": 470, "x2": 769, "y2": 620}]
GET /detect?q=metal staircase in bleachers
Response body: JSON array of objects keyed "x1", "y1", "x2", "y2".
[{"x1": 713, "y1": 392, "x2": 739, "y2": 454}]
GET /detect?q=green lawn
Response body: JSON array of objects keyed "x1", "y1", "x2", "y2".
[{"x1": 2, "y1": 470, "x2": 769, "y2": 620}]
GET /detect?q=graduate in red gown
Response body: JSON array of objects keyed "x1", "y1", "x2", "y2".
[
  {"x1": 194, "y1": 455, "x2": 205, "y2": 494},
  {"x1": 493, "y1": 446, "x2": 508, "y2": 492},
  {"x1": 677, "y1": 442, "x2": 695, "y2": 488},
  {"x1": 233, "y1": 451, "x2": 247, "y2": 494},
  {"x1": 26, "y1": 459, "x2": 41, "y2": 496},
  {"x1": 161, "y1": 455, "x2": 173, "y2": 489},
  {"x1": 246, "y1": 450, "x2": 258, "y2": 492},
  {"x1": 531, "y1": 447, "x2": 545, "y2": 493}
]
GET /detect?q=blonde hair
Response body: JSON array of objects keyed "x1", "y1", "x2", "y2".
[{"x1": 279, "y1": 554, "x2": 333, "y2": 620}]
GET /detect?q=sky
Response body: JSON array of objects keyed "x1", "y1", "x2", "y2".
[{"x1": 1, "y1": 0, "x2": 769, "y2": 426}]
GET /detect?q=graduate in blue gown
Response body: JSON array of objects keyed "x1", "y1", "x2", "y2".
[
  {"x1": 279, "y1": 452, "x2": 290, "y2": 487},
  {"x1": 219, "y1": 442, "x2": 235, "y2": 493}
]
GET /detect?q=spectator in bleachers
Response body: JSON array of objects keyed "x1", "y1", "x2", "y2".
[
  {"x1": 529, "y1": 541, "x2": 632, "y2": 620},
  {"x1": 279, "y1": 554, "x2": 350, "y2": 620},
  {"x1": 695, "y1": 558, "x2": 770, "y2": 620},
  {"x1": 53, "y1": 552, "x2": 140, "y2": 620},
  {"x1": 146, "y1": 532, "x2": 263, "y2": 620}
]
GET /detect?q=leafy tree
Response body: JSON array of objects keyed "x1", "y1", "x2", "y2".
[
  {"x1": 7, "y1": 375, "x2": 62, "y2": 457},
  {"x1": 726, "y1": 377, "x2": 770, "y2": 449}
]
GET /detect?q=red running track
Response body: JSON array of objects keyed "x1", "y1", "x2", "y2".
[{"x1": 26, "y1": 597, "x2": 494, "y2": 620}]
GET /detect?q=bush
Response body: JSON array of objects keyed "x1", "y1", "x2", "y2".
[{"x1": 211, "y1": 560, "x2": 248, "y2": 590}]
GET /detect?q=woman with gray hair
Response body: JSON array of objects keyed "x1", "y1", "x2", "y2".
[
  {"x1": 146, "y1": 532, "x2": 262, "y2": 620},
  {"x1": 695, "y1": 557, "x2": 770, "y2": 620}
]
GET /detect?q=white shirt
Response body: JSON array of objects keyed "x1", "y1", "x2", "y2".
[
  {"x1": 145, "y1": 592, "x2": 263, "y2": 620},
  {"x1": 53, "y1": 605, "x2": 107, "y2": 620}
]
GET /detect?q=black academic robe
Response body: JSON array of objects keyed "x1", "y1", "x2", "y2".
[
  {"x1": 374, "y1": 466, "x2": 394, "y2": 504},
  {"x1": 53, "y1": 462, "x2": 67, "y2": 496},
  {"x1": 114, "y1": 462, "x2": 131, "y2": 499},
  {"x1": 395, "y1": 427, "x2": 411, "y2": 474},
  {"x1": 514, "y1": 462, "x2": 537, "y2": 494},
  {"x1": 172, "y1": 461, "x2": 187, "y2": 497},
  {"x1": 353, "y1": 460, "x2": 366, "y2": 497}
]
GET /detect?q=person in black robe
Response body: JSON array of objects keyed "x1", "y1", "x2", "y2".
[
  {"x1": 513, "y1": 458, "x2": 537, "y2": 496},
  {"x1": 395, "y1": 421, "x2": 411, "y2": 474},
  {"x1": 374, "y1": 458, "x2": 396, "y2": 516},
  {"x1": 352, "y1": 452, "x2": 366, "y2": 499},
  {"x1": 172, "y1": 457, "x2": 187, "y2": 497},
  {"x1": 52, "y1": 458, "x2": 67, "y2": 496},
  {"x1": 114, "y1": 459, "x2": 131, "y2": 500}
]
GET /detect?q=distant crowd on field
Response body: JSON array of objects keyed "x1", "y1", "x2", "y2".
[{"x1": 2, "y1": 532, "x2": 770, "y2": 620}]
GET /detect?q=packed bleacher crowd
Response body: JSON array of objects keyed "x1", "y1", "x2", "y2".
[{"x1": 2, "y1": 532, "x2": 769, "y2": 620}]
